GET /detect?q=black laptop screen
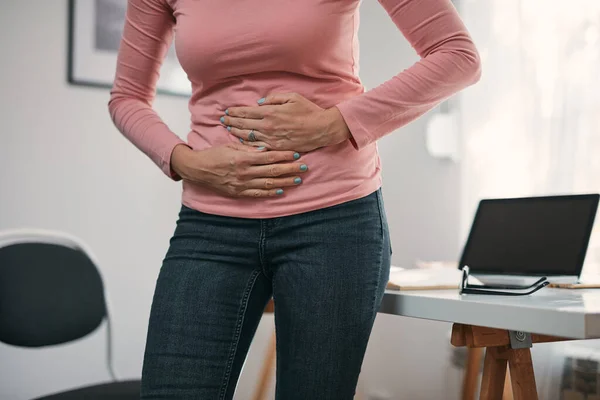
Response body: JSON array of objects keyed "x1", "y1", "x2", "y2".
[{"x1": 459, "y1": 195, "x2": 599, "y2": 277}]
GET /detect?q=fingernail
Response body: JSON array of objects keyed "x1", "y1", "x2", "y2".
[
  {"x1": 276, "y1": 189, "x2": 284, "y2": 195},
  {"x1": 227, "y1": 126, "x2": 231, "y2": 131},
  {"x1": 300, "y1": 164, "x2": 308, "y2": 171},
  {"x1": 239, "y1": 138, "x2": 244, "y2": 143},
  {"x1": 294, "y1": 177, "x2": 302, "y2": 185},
  {"x1": 257, "y1": 146, "x2": 265, "y2": 150},
  {"x1": 293, "y1": 152, "x2": 300, "y2": 160},
  {"x1": 220, "y1": 116, "x2": 225, "y2": 123},
  {"x1": 225, "y1": 109, "x2": 229, "y2": 115},
  {"x1": 258, "y1": 98, "x2": 266, "y2": 104}
]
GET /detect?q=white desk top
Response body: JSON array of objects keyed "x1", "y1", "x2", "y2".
[{"x1": 381, "y1": 289, "x2": 600, "y2": 339}]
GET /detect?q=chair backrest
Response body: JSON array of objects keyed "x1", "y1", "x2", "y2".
[{"x1": 0, "y1": 230, "x2": 107, "y2": 347}]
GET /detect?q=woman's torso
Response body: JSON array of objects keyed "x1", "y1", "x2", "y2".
[{"x1": 170, "y1": 0, "x2": 381, "y2": 218}]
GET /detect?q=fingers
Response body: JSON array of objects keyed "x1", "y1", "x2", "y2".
[
  {"x1": 225, "y1": 106, "x2": 273, "y2": 119},
  {"x1": 240, "y1": 140, "x2": 269, "y2": 149},
  {"x1": 245, "y1": 150, "x2": 301, "y2": 165},
  {"x1": 244, "y1": 161, "x2": 308, "y2": 179},
  {"x1": 224, "y1": 94, "x2": 296, "y2": 121},
  {"x1": 238, "y1": 188, "x2": 288, "y2": 198},
  {"x1": 238, "y1": 175, "x2": 303, "y2": 198},
  {"x1": 230, "y1": 142, "x2": 267, "y2": 153},
  {"x1": 229, "y1": 126, "x2": 264, "y2": 143},
  {"x1": 245, "y1": 176, "x2": 303, "y2": 190},
  {"x1": 222, "y1": 115, "x2": 263, "y2": 132},
  {"x1": 259, "y1": 93, "x2": 297, "y2": 105}
]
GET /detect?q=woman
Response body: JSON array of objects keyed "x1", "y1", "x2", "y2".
[{"x1": 109, "y1": 0, "x2": 480, "y2": 398}]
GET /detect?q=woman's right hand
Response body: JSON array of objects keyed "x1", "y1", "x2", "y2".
[{"x1": 170, "y1": 143, "x2": 307, "y2": 198}]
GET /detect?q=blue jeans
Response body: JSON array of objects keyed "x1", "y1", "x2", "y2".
[{"x1": 140, "y1": 190, "x2": 391, "y2": 399}]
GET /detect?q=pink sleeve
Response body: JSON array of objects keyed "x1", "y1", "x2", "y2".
[
  {"x1": 336, "y1": 0, "x2": 481, "y2": 150},
  {"x1": 108, "y1": 0, "x2": 187, "y2": 180}
]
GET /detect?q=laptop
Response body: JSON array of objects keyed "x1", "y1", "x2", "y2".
[{"x1": 459, "y1": 194, "x2": 600, "y2": 286}]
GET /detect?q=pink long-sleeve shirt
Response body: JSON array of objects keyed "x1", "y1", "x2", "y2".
[{"x1": 109, "y1": 0, "x2": 480, "y2": 219}]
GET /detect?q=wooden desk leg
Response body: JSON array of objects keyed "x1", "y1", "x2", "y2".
[
  {"x1": 480, "y1": 347, "x2": 509, "y2": 400},
  {"x1": 463, "y1": 347, "x2": 483, "y2": 400},
  {"x1": 480, "y1": 347, "x2": 538, "y2": 400},
  {"x1": 507, "y1": 348, "x2": 538, "y2": 400},
  {"x1": 452, "y1": 325, "x2": 548, "y2": 400},
  {"x1": 450, "y1": 324, "x2": 572, "y2": 400},
  {"x1": 462, "y1": 349, "x2": 514, "y2": 400},
  {"x1": 502, "y1": 368, "x2": 513, "y2": 400}
]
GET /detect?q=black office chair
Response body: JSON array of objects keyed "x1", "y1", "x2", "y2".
[{"x1": 0, "y1": 229, "x2": 140, "y2": 399}]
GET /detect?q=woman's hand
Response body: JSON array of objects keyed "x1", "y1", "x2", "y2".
[
  {"x1": 171, "y1": 143, "x2": 308, "y2": 198},
  {"x1": 221, "y1": 93, "x2": 351, "y2": 153}
]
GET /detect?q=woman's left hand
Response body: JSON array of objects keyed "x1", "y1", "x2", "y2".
[{"x1": 221, "y1": 93, "x2": 351, "y2": 153}]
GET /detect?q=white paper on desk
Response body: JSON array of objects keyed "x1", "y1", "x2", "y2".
[{"x1": 388, "y1": 266, "x2": 482, "y2": 290}]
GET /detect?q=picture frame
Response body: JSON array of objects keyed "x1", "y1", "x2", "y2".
[{"x1": 67, "y1": 0, "x2": 191, "y2": 97}]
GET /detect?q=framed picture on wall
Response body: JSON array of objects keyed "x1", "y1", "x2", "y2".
[{"x1": 67, "y1": 0, "x2": 191, "y2": 97}]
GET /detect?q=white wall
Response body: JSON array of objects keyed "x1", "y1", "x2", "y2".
[{"x1": 0, "y1": 1, "x2": 462, "y2": 399}]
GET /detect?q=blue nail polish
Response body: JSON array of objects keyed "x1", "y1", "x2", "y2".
[
  {"x1": 227, "y1": 126, "x2": 231, "y2": 131},
  {"x1": 258, "y1": 98, "x2": 266, "y2": 104},
  {"x1": 293, "y1": 152, "x2": 300, "y2": 160},
  {"x1": 294, "y1": 177, "x2": 302, "y2": 184},
  {"x1": 257, "y1": 146, "x2": 265, "y2": 150},
  {"x1": 239, "y1": 138, "x2": 244, "y2": 143},
  {"x1": 276, "y1": 189, "x2": 284, "y2": 195},
  {"x1": 300, "y1": 164, "x2": 308, "y2": 171},
  {"x1": 225, "y1": 109, "x2": 229, "y2": 115},
  {"x1": 220, "y1": 116, "x2": 225, "y2": 123}
]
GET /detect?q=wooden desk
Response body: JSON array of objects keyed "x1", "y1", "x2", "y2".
[{"x1": 380, "y1": 288, "x2": 600, "y2": 399}]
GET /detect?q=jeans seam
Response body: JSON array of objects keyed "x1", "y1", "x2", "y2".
[
  {"x1": 218, "y1": 269, "x2": 261, "y2": 400},
  {"x1": 371, "y1": 190, "x2": 385, "y2": 315},
  {"x1": 259, "y1": 220, "x2": 269, "y2": 277}
]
